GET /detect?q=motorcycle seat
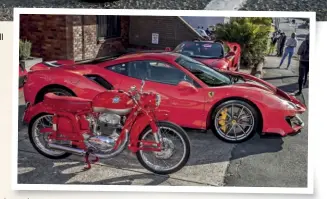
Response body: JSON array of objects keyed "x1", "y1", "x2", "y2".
[{"x1": 44, "y1": 93, "x2": 92, "y2": 113}]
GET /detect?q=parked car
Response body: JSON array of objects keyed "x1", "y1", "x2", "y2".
[
  {"x1": 19, "y1": 64, "x2": 27, "y2": 88},
  {"x1": 22, "y1": 52, "x2": 306, "y2": 143},
  {"x1": 169, "y1": 40, "x2": 241, "y2": 71}
]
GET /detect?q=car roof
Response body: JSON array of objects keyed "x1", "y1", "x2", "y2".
[{"x1": 115, "y1": 52, "x2": 180, "y2": 62}]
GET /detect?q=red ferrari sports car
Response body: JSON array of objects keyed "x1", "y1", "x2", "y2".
[
  {"x1": 22, "y1": 52, "x2": 306, "y2": 143},
  {"x1": 170, "y1": 40, "x2": 241, "y2": 71}
]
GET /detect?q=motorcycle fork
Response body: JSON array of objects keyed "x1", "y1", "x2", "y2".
[{"x1": 125, "y1": 110, "x2": 162, "y2": 153}]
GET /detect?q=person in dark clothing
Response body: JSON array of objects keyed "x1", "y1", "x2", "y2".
[
  {"x1": 295, "y1": 34, "x2": 310, "y2": 95},
  {"x1": 279, "y1": 33, "x2": 287, "y2": 56},
  {"x1": 205, "y1": 28, "x2": 211, "y2": 36},
  {"x1": 268, "y1": 35, "x2": 278, "y2": 55}
]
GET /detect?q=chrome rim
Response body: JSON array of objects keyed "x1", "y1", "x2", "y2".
[
  {"x1": 139, "y1": 126, "x2": 187, "y2": 172},
  {"x1": 214, "y1": 103, "x2": 255, "y2": 141},
  {"x1": 31, "y1": 115, "x2": 67, "y2": 156}
]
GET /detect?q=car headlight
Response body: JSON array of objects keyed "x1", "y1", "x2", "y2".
[
  {"x1": 281, "y1": 99, "x2": 297, "y2": 109},
  {"x1": 155, "y1": 94, "x2": 161, "y2": 107}
]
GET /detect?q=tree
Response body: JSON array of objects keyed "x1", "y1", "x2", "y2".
[{"x1": 212, "y1": 17, "x2": 272, "y2": 68}]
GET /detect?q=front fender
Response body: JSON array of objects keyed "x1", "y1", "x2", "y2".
[{"x1": 128, "y1": 110, "x2": 170, "y2": 152}]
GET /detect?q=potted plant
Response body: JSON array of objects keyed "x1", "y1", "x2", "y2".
[{"x1": 19, "y1": 39, "x2": 43, "y2": 71}]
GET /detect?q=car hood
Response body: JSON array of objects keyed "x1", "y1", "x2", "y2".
[{"x1": 218, "y1": 70, "x2": 306, "y2": 109}]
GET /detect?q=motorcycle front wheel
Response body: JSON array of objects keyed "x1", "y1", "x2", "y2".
[{"x1": 136, "y1": 121, "x2": 191, "y2": 175}]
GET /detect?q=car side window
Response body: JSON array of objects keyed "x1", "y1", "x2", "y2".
[
  {"x1": 107, "y1": 63, "x2": 128, "y2": 76},
  {"x1": 223, "y1": 43, "x2": 230, "y2": 56},
  {"x1": 107, "y1": 60, "x2": 196, "y2": 86},
  {"x1": 145, "y1": 61, "x2": 194, "y2": 85},
  {"x1": 106, "y1": 62, "x2": 147, "y2": 80}
]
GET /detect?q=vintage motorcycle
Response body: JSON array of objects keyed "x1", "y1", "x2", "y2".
[{"x1": 26, "y1": 81, "x2": 191, "y2": 175}]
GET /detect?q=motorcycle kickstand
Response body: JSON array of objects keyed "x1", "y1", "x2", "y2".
[{"x1": 83, "y1": 152, "x2": 99, "y2": 170}]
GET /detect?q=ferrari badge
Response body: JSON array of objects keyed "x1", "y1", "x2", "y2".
[{"x1": 208, "y1": 91, "x2": 215, "y2": 98}]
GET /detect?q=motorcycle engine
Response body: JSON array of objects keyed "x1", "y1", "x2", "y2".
[{"x1": 86, "y1": 113, "x2": 123, "y2": 153}]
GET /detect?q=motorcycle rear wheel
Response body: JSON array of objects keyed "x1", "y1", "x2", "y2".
[
  {"x1": 28, "y1": 113, "x2": 72, "y2": 159},
  {"x1": 136, "y1": 121, "x2": 190, "y2": 175}
]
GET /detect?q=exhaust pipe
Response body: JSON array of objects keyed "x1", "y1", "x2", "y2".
[
  {"x1": 48, "y1": 143, "x2": 86, "y2": 155},
  {"x1": 48, "y1": 133, "x2": 129, "y2": 159}
]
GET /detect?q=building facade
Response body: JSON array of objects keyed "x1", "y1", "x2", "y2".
[{"x1": 20, "y1": 14, "x2": 201, "y2": 61}]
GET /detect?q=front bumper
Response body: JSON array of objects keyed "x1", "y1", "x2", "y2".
[{"x1": 286, "y1": 114, "x2": 305, "y2": 133}]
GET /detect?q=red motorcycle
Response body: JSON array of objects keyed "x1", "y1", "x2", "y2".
[{"x1": 25, "y1": 81, "x2": 191, "y2": 175}]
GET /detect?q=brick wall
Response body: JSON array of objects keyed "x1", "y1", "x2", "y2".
[
  {"x1": 129, "y1": 16, "x2": 200, "y2": 49},
  {"x1": 20, "y1": 14, "x2": 72, "y2": 61},
  {"x1": 70, "y1": 15, "x2": 129, "y2": 61},
  {"x1": 20, "y1": 14, "x2": 130, "y2": 61}
]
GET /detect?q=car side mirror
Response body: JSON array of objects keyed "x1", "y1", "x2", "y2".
[
  {"x1": 165, "y1": 47, "x2": 172, "y2": 52},
  {"x1": 225, "y1": 51, "x2": 236, "y2": 59},
  {"x1": 177, "y1": 81, "x2": 198, "y2": 93}
]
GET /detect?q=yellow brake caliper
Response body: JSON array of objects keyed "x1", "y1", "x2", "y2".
[{"x1": 218, "y1": 108, "x2": 228, "y2": 133}]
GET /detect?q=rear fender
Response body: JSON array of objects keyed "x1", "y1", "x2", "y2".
[{"x1": 23, "y1": 102, "x2": 49, "y2": 124}]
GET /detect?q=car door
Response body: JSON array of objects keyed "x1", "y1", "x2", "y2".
[{"x1": 107, "y1": 60, "x2": 207, "y2": 130}]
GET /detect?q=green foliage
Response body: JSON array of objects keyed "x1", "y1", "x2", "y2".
[
  {"x1": 212, "y1": 17, "x2": 272, "y2": 68},
  {"x1": 19, "y1": 39, "x2": 32, "y2": 60}
]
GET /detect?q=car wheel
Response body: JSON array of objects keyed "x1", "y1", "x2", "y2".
[{"x1": 211, "y1": 100, "x2": 259, "y2": 143}]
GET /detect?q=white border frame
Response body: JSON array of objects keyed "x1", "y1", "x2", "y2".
[{"x1": 12, "y1": 8, "x2": 316, "y2": 194}]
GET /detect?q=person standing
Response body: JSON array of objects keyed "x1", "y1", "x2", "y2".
[
  {"x1": 278, "y1": 32, "x2": 298, "y2": 69},
  {"x1": 275, "y1": 30, "x2": 282, "y2": 56},
  {"x1": 205, "y1": 28, "x2": 211, "y2": 36},
  {"x1": 295, "y1": 34, "x2": 310, "y2": 95},
  {"x1": 268, "y1": 34, "x2": 278, "y2": 55},
  {"x1": 279, "y1": 32, "x2": 287, "y2": 56}
]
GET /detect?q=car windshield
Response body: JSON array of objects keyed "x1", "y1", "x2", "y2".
[
  {"x1": 174, "y1": 41, "x2": 224, "y2": 59},
  {"x1": 174, "y1": 54, "x2": 231, "y2": 87}
]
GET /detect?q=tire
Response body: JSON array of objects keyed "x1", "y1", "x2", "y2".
[
  {"x1": 36, "y1": 87, "x2": 74, "y2": 103},
  {"x1": 210, "y1": 100, "x2": 259, "y2": 143},
  {"x1": 136, "y1": 121, "x2": 191, "y2": 175},
  {"x1": 28, "y1": 113, "x2": 72, "y2": 159}
]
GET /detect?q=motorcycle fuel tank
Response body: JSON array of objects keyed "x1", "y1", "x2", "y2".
[{"x1": 92, "y1": 90, "x2": 134, "y2": 116}]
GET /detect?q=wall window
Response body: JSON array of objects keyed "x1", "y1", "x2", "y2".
[{"x1": 97, "y1": 16, "x2": 121, "y2": 39}]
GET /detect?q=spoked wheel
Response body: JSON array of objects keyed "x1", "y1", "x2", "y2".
[
  {"x1": 136, "y1": 122, "x2": 190, "y2": 175},
  {"x1": 211, "y1": 100, "x2": 259, "y2": 143},
  {"x1": 28, "y1": 114, "x2": 71, "y2": 159}
]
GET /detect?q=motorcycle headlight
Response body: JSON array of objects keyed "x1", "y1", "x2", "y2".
[{"x1": 155, "y1": 94, "x2": 161, "y2": 107}]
